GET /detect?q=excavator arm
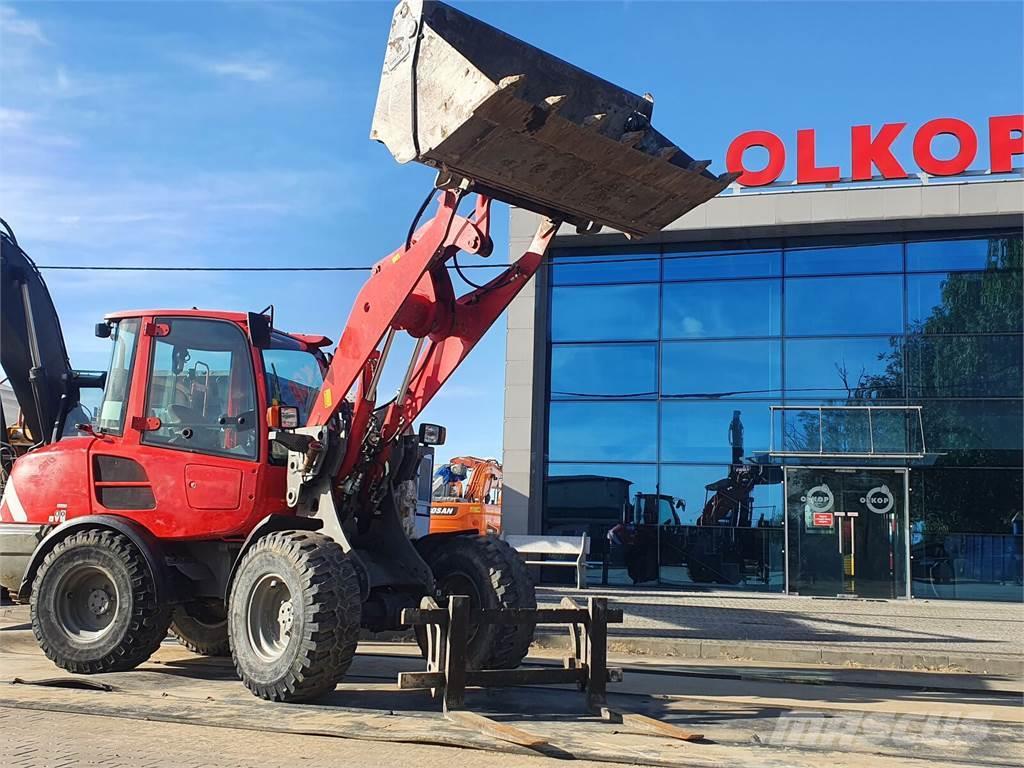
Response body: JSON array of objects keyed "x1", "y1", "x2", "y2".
[{"x1": 0, "y1": 220, "x2": 102, "y2": 449}]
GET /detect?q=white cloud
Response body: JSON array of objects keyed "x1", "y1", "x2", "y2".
[
  {"x1": 0, "y1": 106, "x2": 33, "y2": 131},
  {"x1": 191, "y1": 55, "x2": 277, "y2": 82},
  {"x1": 0, "y1": 5, "x2": 50, "y2": 46}
]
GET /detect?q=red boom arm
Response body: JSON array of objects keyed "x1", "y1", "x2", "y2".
[{"x1": 307, "y1": 190, "x2": 559, "y2": 485}]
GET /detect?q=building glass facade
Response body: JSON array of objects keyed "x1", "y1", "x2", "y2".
[{"x1": 542, "y1": 231, "x2": 1023, "y2": 601}]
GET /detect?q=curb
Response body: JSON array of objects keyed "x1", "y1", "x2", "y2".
[{"x1": 532, "y1": 631, "x2": 1024, "y2": 677}]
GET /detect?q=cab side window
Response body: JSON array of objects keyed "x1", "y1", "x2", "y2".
[
  {"x1": 96, "y1": 318, "x2": 140, "y2": 435},
  {"x1": 143, "y1": 318, "x2": 257, "y2": 460}
]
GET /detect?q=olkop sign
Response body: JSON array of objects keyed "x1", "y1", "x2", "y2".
[{"x1": 726, "y1": 115, "x2": 1024, "y2": 186}]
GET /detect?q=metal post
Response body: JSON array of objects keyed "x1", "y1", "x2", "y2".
[
  {"x1": 443, "y1": 595, "x2": 469, "y2": 712},
  {"x1": 903, "y1": 469, "x2": 912, "y2": 599},
  {"x1": 782, "y1": 467, "x2": 790, "y2": 594},
  {"x1": 585, "y1": 597, "x2": 608, "y2": 709}
]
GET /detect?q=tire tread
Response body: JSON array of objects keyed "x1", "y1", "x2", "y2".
[
  {"x1": 229, "y1": 530, "x2": 361, "y2": 702},
  {"x1": 30, "y1": 529, "x2": 171, "y2": 674}
]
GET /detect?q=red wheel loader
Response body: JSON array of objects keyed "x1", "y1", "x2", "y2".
[{"x1": 0, "y1": 0, "x2": 734, "y2": 702}]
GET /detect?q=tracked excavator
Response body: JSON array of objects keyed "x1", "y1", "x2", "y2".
[
  {"x1": 431, "y1": 456, "x2": 502, "y2": 535},
  {"x1": 0, "y1": 0, "x2": 734, "y2": 702}
]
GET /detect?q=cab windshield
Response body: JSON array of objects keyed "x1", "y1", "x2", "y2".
[{"x1": 261, "y1": 345, "x2": 324, "y2": 426}]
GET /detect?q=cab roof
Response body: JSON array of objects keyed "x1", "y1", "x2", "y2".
[{"x1": 102, "y1": 309, "x2": 332, "y2": 349}]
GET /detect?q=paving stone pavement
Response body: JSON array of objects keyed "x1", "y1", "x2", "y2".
[{"x1": 537, "y1": 586, "x2": 1024, "y2": 660}]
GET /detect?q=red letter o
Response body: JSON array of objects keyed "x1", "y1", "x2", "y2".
[
  {"x1": 726, "y1": 130, "x2": 786, "y2": 186},
  {"x1": 913, "y1": 118, "x2": 978, "y2": 176}
]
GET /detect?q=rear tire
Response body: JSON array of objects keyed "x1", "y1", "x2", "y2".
[
  {"x1": 30, "y1": 529, "x2": 171, "y2": 674},
  {"x1": 418, "y1": 535, "x2": 535, "y2": 670},
  {"x1": 228, "y1": 531, "x2": 361, "y2": 702},
  {"x1": 171, "y1": 600, "x2": 229, "y2": 656}
]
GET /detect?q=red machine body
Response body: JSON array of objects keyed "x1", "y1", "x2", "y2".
[
  {"x1": 1, "y1": 311, "x2": 290, "y2": 540},
  {"x1": 1, "y1": 193, "x2": 554, "y2": 547}
]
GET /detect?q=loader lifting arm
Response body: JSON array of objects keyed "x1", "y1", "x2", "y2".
[{"x1": 307, "y1": 188, "x2": 558, "y2": 488}]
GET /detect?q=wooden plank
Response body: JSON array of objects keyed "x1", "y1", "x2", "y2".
[
  {"x1": 402, "y1": 606, "x2": 622, "y2": 626},
  {"x1": 585, "y1": 597, "x2": 608, "y2": 709},
  {"x1": 397, "y1": 671, "x2": 445, "y2": 689},
  {"x1": 444, "y1": 710, "x2": 550, "y2": 749},
  {"x1": 466, "y1": 668, "x2": 585, "y2": 687},
  {"x1": 443, "y1": 595, "x2": 469, "y2": 712},
  {"x1": 479, "y1": 608, "x2": 586, "y2": 625},
  {"x1": 401, "y1": 667, "x2": 618, "y2": 690},
  {"x1": 598, "y1": 707, "x2": 704, "y2": 742}
]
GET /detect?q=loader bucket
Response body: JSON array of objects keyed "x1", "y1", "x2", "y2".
[{"x1": 371, "y1": 0, "x2": 735, "y2": 239}]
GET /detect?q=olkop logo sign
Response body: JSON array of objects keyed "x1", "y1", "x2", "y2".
[{"x1": 726, "y1": 115, "x2": 1024, "y2": 186}]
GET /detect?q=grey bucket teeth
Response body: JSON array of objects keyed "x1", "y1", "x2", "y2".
[{"x1": 371, "y1": 0, "x2": 732, "y2": 239}]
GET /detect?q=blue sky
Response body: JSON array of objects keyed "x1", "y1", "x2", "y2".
[{"x1": 2, "y1": 1, "x2": 1021, "y2": 460}]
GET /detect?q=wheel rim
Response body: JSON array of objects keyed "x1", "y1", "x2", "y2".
[
  {"x1": 246, "y1": 574, "x2": 294, "y2": 662},
  {"x1": 438, "y1": 571, "x2": 483, "y2": 644},
  {"x1": 54, "y1": 563, "x2": 119, "y2": 642}
]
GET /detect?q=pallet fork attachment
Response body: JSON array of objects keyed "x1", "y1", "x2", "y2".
[{"x1": 399, "y1": 596, "x2": 704, "y2": 749}]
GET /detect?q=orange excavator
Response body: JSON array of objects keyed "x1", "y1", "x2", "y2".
[{"x1": 431, "y1": 457, "x2": 502, "y2": 534}]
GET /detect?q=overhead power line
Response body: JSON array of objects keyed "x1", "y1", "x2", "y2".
[
  {"x1": 32, "y1": 229, "x2": 1020, "y2": 273},
  {"x1": 35, "y1": 263, "x2": 514, "y2": 272}
]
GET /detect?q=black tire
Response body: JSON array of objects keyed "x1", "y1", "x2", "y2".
[
  {"x1": 30, "y1": 529, "x2": 171, "y2": 674},
  {"x1": 418, "y1": 535, "x2": 535, "y2": 670},
  {"x1": 171, "y1": 600, "x2": 230, "y2": 656},
  {"x1": 228, "y1": 530, "x2": 361, "y2": 702}
]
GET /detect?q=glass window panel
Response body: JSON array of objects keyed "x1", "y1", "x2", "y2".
[
  {"x1": 910, "y1": 467, "x2": 1023, "y2": 602},
  {"x1": 663, "y1": 250, "x2": 781, "y2": 281},
  {"x1": 658, "y1": 464, "x2": 785, "y2": 591},
  {"x1": 144, "y1": 318, "x2": 257, "y2": 460},
  {"x1": 96, "y1": 318, "x2": 140, "y2": 435},
  {"x1": 908, "y1": 235, "x2": 1023, "y2": 272},
  {"x1": 907, "y1": 272, "x2": 1023, "y2": 334},
  {"x1": 550, "y1": 344, "x2": 657, "y2": 399},
  {"x1": 785, "y1": 243, "x2": 901, "y2": 276},
  {"x1": 551, "y1": 249, "x2": 659, "y2": 285},
  {"x1": 662, "y1": 340, "x2": 781, "y2": 399},
  {"x1": 551, "y1": 284, "x2": 659, "y2": 342},
  {"x1": 661, "y1": 401, "x2": 772, "y2": 462},
  {"x1": 785, "y1": 275, "x2": 903, "y2": 336},
  {"x1": 663, "y1": 280, "x2": 780, "y2": 338},
  {"x1": 921, "y1": 400, "x2": 1023, "y2": 467},
  {"x1": 545, "y1": 463, "x2": 657, "y2": 587},
  {"x1": 906, "y1": 334, "x2": 1023, "y2": 398},
  {"x1": 548, "y1": 401, "x2": 657, "y2": 462},
  {"x1": 545, "y1": 463, "x2": 656, "y2": 532},
  {"x1": 659, "y1": 464, "x2": 784, "y2": 527},
  {"x1": 785, "y1": 337, "x2": 903, "y2": 399}
]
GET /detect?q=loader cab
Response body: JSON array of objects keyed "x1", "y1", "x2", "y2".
[{"x1": 84, "y1": 310, "x2": 327, "y2": 539}]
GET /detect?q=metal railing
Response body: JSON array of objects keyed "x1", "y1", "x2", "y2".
[{"x1": 769, "y1": 404, "x2": 926, "y2": 459}]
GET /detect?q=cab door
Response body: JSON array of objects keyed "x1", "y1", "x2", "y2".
[{"x1": 90, "y1": 316, "x2": 262, "y2": 539}]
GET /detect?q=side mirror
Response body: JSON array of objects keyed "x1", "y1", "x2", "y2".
[
  {"x1": 418, "y1": 423, "x2": 446, "y2": 446},
  {"x1": 247, "y1": 311, "x2": 272, "y2": 349},
  {"x1": 267, "y1": 404, "x2": 300, "y2": 429},
  {"x1": 94, "y1": 322, "x2": 112, "y2": 338}
]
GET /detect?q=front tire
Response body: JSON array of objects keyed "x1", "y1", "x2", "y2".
[
  {"x1": 171, "y1": 600, "x2": 229, "y2": 656},
  {"x1": 228, "y1": 531, "x2": 361, "y2": 702},
  {"x1": 418, "y1": 535, "x2": 536, "y2": 670},
  {"x1": 30, "y1": 529, "x2": 171, "y2": 674}
]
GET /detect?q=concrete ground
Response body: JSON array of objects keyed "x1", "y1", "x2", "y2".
[
  {"x1": 535, "y1": 587, "x2": 1024, "y2": 674},
  {"x1": 2, "y1": 604, "x2": 1022, "y2": 768}
]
